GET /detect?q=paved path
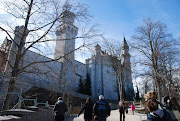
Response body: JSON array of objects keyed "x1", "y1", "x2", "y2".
[{"x1": 64, "y1": 108, "x2": 147, "y2": 121}]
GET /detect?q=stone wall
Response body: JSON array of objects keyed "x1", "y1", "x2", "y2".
[{"x1": 1, "y1": 107, "x2": 54, "y2": 121}]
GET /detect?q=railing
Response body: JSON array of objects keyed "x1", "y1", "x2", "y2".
[
  {"x1": 13, "y1": 96, "x2": 49, "y2": 109},
  {"x1": 0, "y1": 91, "x2": 49, "y2": 110}
]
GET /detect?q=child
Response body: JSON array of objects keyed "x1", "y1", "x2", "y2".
[{"x1": 129, "y1": 103, "x2": 135, "y2": 115}]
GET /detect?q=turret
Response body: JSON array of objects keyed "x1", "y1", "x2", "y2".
[
  {"x1": 0, "y1": 37, "x2": 12, "y2": 71},
  {"x1": 6, "y1": 26, "x2": 28, "y2": 71},
  {"x1": 121, "y1": 37, "x2": 134, "y2": 100},
  {"x1": 54, "y1": 10, "x2": 78, "y2": 62},
  {"x1": 61, "y1": 10, "x2": 75, "y2": 25},
  {"x1": 95, "y1": 44, "x2": 101, "y2": 56},
  {"x1": 121, "y1": 37, "x2": 130, "y2": 64}
]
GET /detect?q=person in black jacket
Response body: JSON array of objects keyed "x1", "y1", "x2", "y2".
[
  {"x1": 78, "y1": 98, "x2": 93, "y2": 121},
  {"x1": 119, "y1": 99, "x2": 125, "y2": 121},
  {"x1": 53, "y1": 97, "x2": 68, "y2": 121},
  {"x1": 93, "y1": 95, "x2": 111, "y2": 121}
]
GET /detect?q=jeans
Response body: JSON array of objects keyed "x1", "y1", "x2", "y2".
[
  {"x1": 132, "y1": 110, "x2": 134, "y2": 115},
  {"x1": 120, "y1": 112, "x2": 125, "y2": 121},
  {"x1": 55, "y1": 115, "x2": 64, "y2": 121}
]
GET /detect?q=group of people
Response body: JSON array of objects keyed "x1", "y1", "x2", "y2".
[
  {"x1": 53, "y1": 95, "x2": 111, "y2": 121},
  {"x1": 53, "y1": 92, "x2": 180, "y2": 121},
  {"x1": 145, "y1": 91, "x2": 180, "y2": 121}
]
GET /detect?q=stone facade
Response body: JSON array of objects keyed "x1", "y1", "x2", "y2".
[
  {"x1": 0, "y1": 37, "x2": 12, "y2": 72},
  {"x1": 0, "y1": 10, "x2": 134, "y2": 101}
]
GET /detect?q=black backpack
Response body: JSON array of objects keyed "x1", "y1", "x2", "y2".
[
  {"x1": 162, "y1": 109, "x2": 173, "y2": 121},
  {"x1": 119, "y1": 103, "x2": 125, "y2": 113}
]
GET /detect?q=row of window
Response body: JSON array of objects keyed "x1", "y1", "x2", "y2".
[{"x1": 67, "y1": 26, "x2": 77, "y2": 34}]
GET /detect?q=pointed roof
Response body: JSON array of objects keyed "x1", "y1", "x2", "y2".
[
  {"x1": 123, "y1": 37, "x2": 127, "y2": 45},
  {"x1": 95, "y1": 44, "x2": 101, "y2": 49},
  {"x1": 61, "y1": 10, "x2": 75, "y2": 18},
  {"x1": 95, "y1": 44, "x2": 100, "y2": 47}
]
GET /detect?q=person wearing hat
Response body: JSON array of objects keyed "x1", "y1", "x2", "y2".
[
  {"x1": 93, "y1": 95, "x2": 111, "y2": 121},
  {"x1": 53, "y1": 97, "x2": 68, "y2": 121}
]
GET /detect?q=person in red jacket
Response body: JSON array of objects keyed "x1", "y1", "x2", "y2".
[{"x1": 129, "y1": 103, "x2": 135, "y2": 115}]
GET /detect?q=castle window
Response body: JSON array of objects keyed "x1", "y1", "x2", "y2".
[
  {"x1": 74, "y1": 30, "x2": 77, "y2": 34},
  {"x1": 71, "y1": 28, "x2": 73, "y2": 34},
  {"x1": 68, "y1": 26, "x2": 70, "y2": 32}
]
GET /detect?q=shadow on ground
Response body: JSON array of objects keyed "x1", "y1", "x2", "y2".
[{"x1": 64, "y1": 115, "x2": 78, "y2": 121}]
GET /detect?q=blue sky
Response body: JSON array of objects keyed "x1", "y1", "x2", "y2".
[
  {"x1": 79, "y1": 0, "x2": 180, "y2": 92},
  {"x1": 76, "y1": 0, "x2": 180, "y2": 65},
  {"x1": 81, "y1": 0, "x2": 180, "y2": 41}
]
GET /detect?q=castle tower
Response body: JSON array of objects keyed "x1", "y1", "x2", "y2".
[
  {"x1": 121, "y1": 37, "x2": 134, "y2": 100},
  {"x1": 94, "y1": 44, "x2": 104, "y2": 97},
  {"x1": 121, "y1": 37, "x2": 130, "y2": 64},
  {"x1": 6, "y1": 26, "x2": 28, "y2": 71},
  {"x1": 95, "y1": 44, "x2": 101, "y2": 56},
  {"x1": 54, "y1": 11, "x2": 78, "y2": 62},
  {"x1": 0, "y1": 37, "x2": 12, "y2": 72}
]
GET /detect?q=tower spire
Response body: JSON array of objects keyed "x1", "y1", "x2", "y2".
[
  {"x1": 122, "y1": 36, "x2": 129, "y2": 55},
  {"x1": 123, "y1": 36, "x2": 127, "y2": 45}
]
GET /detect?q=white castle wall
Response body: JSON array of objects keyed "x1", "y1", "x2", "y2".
[
  {"x1": 22, "y1": 50, "x2": 62, "y2": 91},
  {"x1": 102, "y1": 64, "x2": 118, "y2": 100}
]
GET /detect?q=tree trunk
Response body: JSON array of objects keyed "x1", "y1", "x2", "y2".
[
  {"x1": 3, "y1": 77, "x2": 16, "y2": 110},
  {"x1": 119, "y1": 68, "x2": 123, "y2": 101}
]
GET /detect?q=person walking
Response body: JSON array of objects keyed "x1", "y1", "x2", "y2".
[
  {"x1": 93, "y1": 95, "x2": 111, "y2": 121},
  {"x1": 53, "y1": 97, "x2": 68, "y2": 121},
  {"x1": 78, "y1": 98, "x2": 93, "y2": 121},
  {"x1": 129, "y1": 103, "x2": 135, "y2": 115},
  {"x1": 124, "y1": 100, "x2": 129, "y2": 114},
  {"x1": 119, "y1": 99, "x2": 125, "y2": 121}
]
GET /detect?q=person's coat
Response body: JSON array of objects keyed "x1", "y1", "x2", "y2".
[
  {"x1": 93, "y1": 99, "x2": 111, "y2": 117},
  {"x1": 78, "y1": 103, "x2": 93, "y2": 120},
  {"x1": 147, "y1": 109, "x2": 172, "y2": 121},
  {"x1": 53, "y1": 101, "x2": 68, "y2": 116}
]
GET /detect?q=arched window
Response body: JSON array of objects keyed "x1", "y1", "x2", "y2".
[
  {"x1": 68, "y1": 26, "x2": 70, "y2": 32},
  {"x1": 71, "y1": 28, "x2": 73, "y2": 34}
]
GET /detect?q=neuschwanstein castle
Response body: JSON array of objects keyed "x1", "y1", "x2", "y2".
[{"x1": 0, "y1": 11, "x2": 134, "y2": 101}]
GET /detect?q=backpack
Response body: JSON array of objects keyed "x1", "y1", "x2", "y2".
[
  {"x1": 162, "y1": 109, "x2": 173, "y2": 121},
  {"x1": 164, "y1": 109, "x2": 179, "y2": 121},
  {"x1": 119, "y1": 104, "x2": 125, "y2": 113},
  {"x1": 97, "y1": 101, "x2": 108, "y2": 117}
]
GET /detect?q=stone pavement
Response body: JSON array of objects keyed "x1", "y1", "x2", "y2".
[{"x1": 64, "y1": 108, "x2": 147, "y2": 121}]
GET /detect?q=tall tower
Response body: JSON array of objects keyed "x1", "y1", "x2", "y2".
[
  {"x1": 121, "y1": 37, "x2": 130, "y2": 65},
  {"x1": 6, "y1": 26, "x2": 28, "y2": 71},
  {"x1": 54, "y1": 11, "x2": 78, "y2": 62},
  {"x1": 121, "y1": 37, "x2": 134, "y2": 100},
  {"x1": 0, "y1": 37, "x2": 12, "y2": 72},
  {"x1": 94, "y1": 44, "x2": 103, "y2": 97}
]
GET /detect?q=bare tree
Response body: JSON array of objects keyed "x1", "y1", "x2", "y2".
[
  {"x1": 0, "y1": 0, "x2": 101, "y2": 110},
  {"x1": 132, "y1": 18, "x2": 179, "y2": 101}
]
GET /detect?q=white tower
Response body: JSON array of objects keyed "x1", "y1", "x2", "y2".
[
  {"x1": 54, "y1": 11, "x2": 78, "y2": 62},
  {"x1": 121, "y1": 37, "x2": 134, "y2": 100}
]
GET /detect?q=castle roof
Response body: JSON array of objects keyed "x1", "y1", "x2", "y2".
[{"x1": 123, "y1": 37, "x2": 127, "y2": 45}]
